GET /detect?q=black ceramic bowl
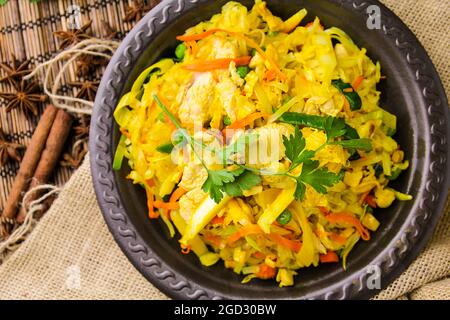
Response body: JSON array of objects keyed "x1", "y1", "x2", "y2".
[{"x1": 90, "y1": 0, "x2": 450, "y2": 299}]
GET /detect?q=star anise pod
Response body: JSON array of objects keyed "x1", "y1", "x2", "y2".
[
  {"x1": 124, "y1": 0, "x2": 153, "y2": 22},
  {"x1": 0, "y1": 54, "x2": 32, "y2": 85},
  {"x1": 60, "y1": 140, "x2": 88, "y2": 169},
  {"x1": 54, "y1": 20, "x2": 92, "y2": 50},
  {"x1": 0, "y1": 80, "x2": 47, "y2": 116},
  {"x1": 69, "y1": 80, "x2": 99, "y2": 101},
  {"x1": 73, "y1": 115, "x2": 90, "y2": 140},
  {"x1": 0, "y1": 126, "x2": 25, "y2": 167},
  {"x1": 101, "y1": 20, "x2": 119, "y2": 40},
  {"x1": 75, "y1": 54, "x2": 107, "y2": 77}
]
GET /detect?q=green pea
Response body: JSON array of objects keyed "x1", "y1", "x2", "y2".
[
  {"x1": 156, "y1": 142, "x2": 174, "y2": 154},
  {"x1": 268, "y1": 31, "x2": 279, "y2": 37},
  {"x1": 236, "y1": 66, "x2": 250, "y2": 79},
  {"x1": 175, "y1": 43, "x2": 186, "y2": 60},
  {"x1": 251, "y1": 48, "x2": 257, "y2": 56},
  {"x1": 223, "y1": 115, "x2": 232, "y2": 126},
  {"x1": 277, "y1": 209, "x2": 292, "y2": 225}
]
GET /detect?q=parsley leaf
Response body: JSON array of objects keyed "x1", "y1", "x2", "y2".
[
  {"x1": 283, "y1": 126, "x2": 315, "y2": 170},
  {"x1": 332, "y1": 138, "x2": 372, "y2": 152},
  {"x1": 215, "y1": 133, "x2": 257, "y2": 165},
  {"x1": 202, "y1": 168, "x2": 244, "y2": 203},
  {"x1": 294, "y1": 160, "x2": 343, "y2": 200},
  {"x1": 324, "y1": 116, "x2": 347, "y2": 142},
  {"x1": 203, "y1": 168, "x2": 261, "y2": 202},
  {"x1": 222, "y1": 170, "x2": 261, "y2": 197}
]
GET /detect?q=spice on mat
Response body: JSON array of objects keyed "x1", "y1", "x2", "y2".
[
  {"x1": 0, "y1": 105, "x2": 58, "y2": 237},
  {"x1": 73, "y1": 115, "x2": 90, "y2": 140},
  {"x1": 54, "y1": 20, "x2": 92, "y2": 49},
  {"x1": 60, "y1": 140, "x2": 88, "y2": 169},
  {"x1": 69, "y1": 80, "x2": 99, "y2": 101},
  {"x1": 0, "y1": 126, "x2": 25, "y2": 167},
  {"x1": 16, "y1": 109, "x2": 73, "y2": 224},
  {"x1": 101, "y1": 20, "x2": 119, "y2": 40},
  {"x1": 0, "y1": 54, "x2": 32, "y2": 85},
  {"x1": 0, "y1": 80, "x2": 47, "y2": 116},
  {"x1": 124, "y1": 0, "x2": 153, "y2": 22},
  {"x1": 75, "y1": 54, "x2": 107, "y2": 77}
]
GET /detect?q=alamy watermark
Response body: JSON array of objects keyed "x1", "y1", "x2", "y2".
[
  {"x1": 67, "y1": 4, "x2": 82, "y2": 30},
  {"x1": 65, "y1": 264, "x2": 81, "y2": 290},
  {"x1": 365, "y1": 265, "x2": 381, "y2": 290},
  {"x1": 366, "y1": 5, "x2": 381, "y2": 30}
]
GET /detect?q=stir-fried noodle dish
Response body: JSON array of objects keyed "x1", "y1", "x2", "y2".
[{"x1": 113, "y1": 1, "x2": 411, "y2": 286}]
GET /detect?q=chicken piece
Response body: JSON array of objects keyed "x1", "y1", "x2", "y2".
[
  {"x1": 178, "y1": 72, "x2": 216, "y2": 127},
  {"x1": 216, "y1": 77, "x2": 238, "y2": 121},
  {"x1": 211, "y1": 37, "x2": 238, "y2": 59},
  {"x1": 179, "y1": 163, "x2": 208, "y2": 191},
  {"x1": 179, "y1": 188, "x2": 208, "y2": 222}
]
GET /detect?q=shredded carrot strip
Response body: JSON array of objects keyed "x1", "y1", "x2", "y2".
[
  {"x1": 204, "y1": 234, "x2": 222, "y2": 247},
  {"x1": 183, "y1": 56, "x2": 251, "y2": 72},
  {"x1": 352, "y1": 75, "x2": 364, "y2": 90},
  {"x1": 325, "y1": 212, "x2": 370, "y2": 241},
  {"x1": 256, "y1": 264, "x2": 277, "y2": 279},
  {"x1": 268, "y1": 233, "x2": 302, "y2": 253},
  {"x1": 161, "y1": 186, "x2": 187, "y2": 219},
  {"x1": 343, "y1": 87, "x2": 354, "y2": 93},
  {"x1": 236, "y1": 33, "x2": 287, "y2": 81},
  {"x1": 177, "y1": 28, "x2": 286, "y2": 80},
  {"x1": 176, "y1": 28, "x2": 224, "y2": 41},
  {"x1": 120, "y1": 127, "x2": 131, "y2": 139},
  {"x1": 364, "y1": 194, "x2": 377, "y2": 208},
  {"x1": 227, "y1": 224, "x2": 262, "y2": 244},
  {"x1": 210, "y1": 215, "x2": 225, "y2": 225},
  {"x1": 264, "y1": 69, "x2": 277, "y2": 81},
  {"x1": 253, "y1": 252, "x2": 265, "y2": 259},
  {"x1": 225, "y1": 112, "x2": 270, "y2": 131},
  {"x1": 319, "y1": 251, "x2": 339, "y2": 263},
  {"x1": 153, "y1": 200, "x2": 180, "y2": 210},
  {"x1": 318, "y1": 206, "x2": 330, "y2": 215},
  {"x1": 329, "y1": 232, "x2": 347, "y2": 244},
  {"x1": 170, "y1": 187, "x2": 187, "y2": 203},
  {"x1": 181, "y1": 244, "x2": 191, "y2": 254}
]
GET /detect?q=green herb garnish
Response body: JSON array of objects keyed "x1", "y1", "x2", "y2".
[
  {"x1": 277, "y1": 209, "x2": 292, "y2": 225},
  {"x1": 332, "y1": 79, "x2": 362, "y2": 111}
]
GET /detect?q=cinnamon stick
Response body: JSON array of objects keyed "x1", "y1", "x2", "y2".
[
  {"x1": 16, "y1": 109, "x2": 73, "y2": 223},
  {"x1": 0, "y1": 105, "x2": 58, "y2": 237}
]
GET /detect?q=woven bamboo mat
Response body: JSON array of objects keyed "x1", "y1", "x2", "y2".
[{"x1": 0, "y1": 0, "x2": 161, "y2": 210}]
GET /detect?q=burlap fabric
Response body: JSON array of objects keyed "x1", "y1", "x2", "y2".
[{"x1": 0, "y1": 0, "x2": 448, "y2": 300}]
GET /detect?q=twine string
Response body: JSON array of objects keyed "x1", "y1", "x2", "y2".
[
  {"x1": 0, "y1": 39, "x2": 119, "y2": 263},
  {"x1": 24, "y1": 39, "x2": 120, "y2": 115},
  {"x1": 0, "y1": 185, "x2": 61, "y2": 263}
]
